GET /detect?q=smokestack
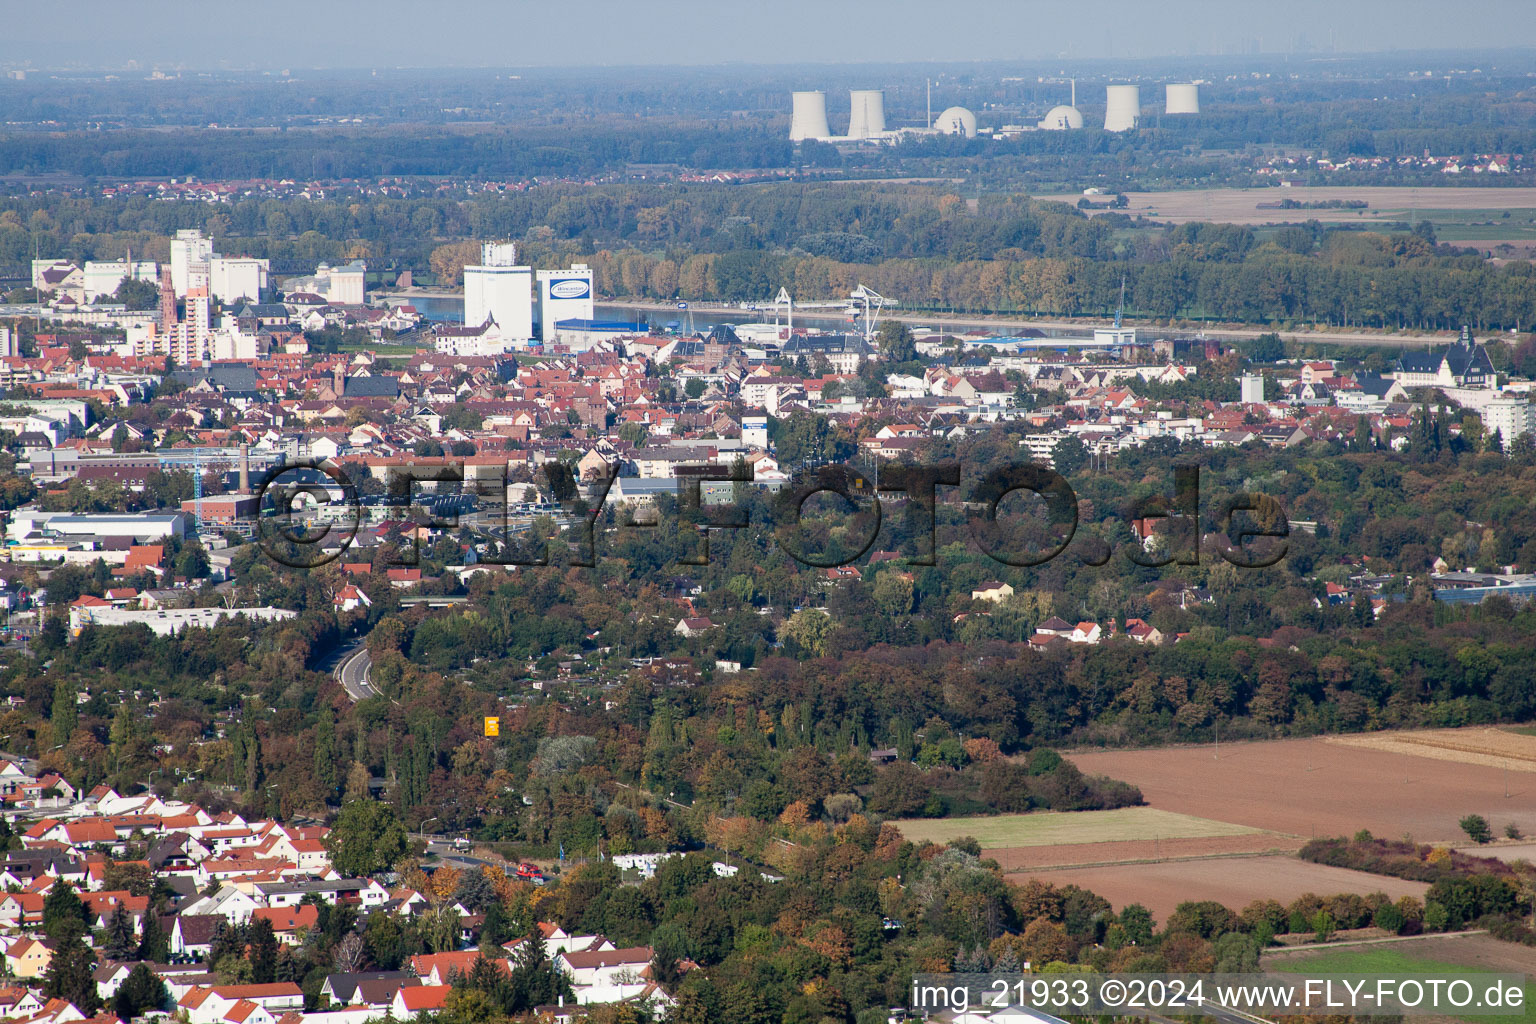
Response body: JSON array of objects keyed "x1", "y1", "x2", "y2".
[
  {"x1": 158, "y1": 265, "x2": 176, "y2": 332},
  {"x1": 239, "y1": 443, "x2": 250, "y2": 494}
]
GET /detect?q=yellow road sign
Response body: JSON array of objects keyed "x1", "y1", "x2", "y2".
[{"x1": 484, "y1": 716, "x2": 499, "y2": 737}]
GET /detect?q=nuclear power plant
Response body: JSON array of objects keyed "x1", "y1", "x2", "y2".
[
  {"x1": 933, "y1": 106, "x2": 977, "y2": 138},
  {"x1": 1038, "y1": 80, "x2": 1084, "y2": 131},
  {"x1": 790, "y1": 91, "x2": 832, "y2": 142},
  {"x1": 787, "y1": 78, "x2": 1199, "y2": 144},
  {"x1": 846, "y1": 90, "x2": 887, "y2": 139},
  {"x1": 791, "y1": 88, "x2": 893, "y2": 142},
  {"x1": 1104, "y1": 85, "x2": 1142, "y2": 132},
  {"x1": 1165, "y1": 83, "x2": 1201, "y2": 115}
]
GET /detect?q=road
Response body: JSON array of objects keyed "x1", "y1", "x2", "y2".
[
  {"x1": 334, "y1": 643, "x2": 378, "y2": 702},
  {"x1": 380, "y1": 289, "x2": 1456, "y2": 350},
  {"x1": 604, "y1": 299, "x2": 1455, "y2": 350}
]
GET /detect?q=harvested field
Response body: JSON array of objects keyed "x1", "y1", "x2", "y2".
[
  {"x1": 1037, "y1": 186, "x2": 1536, "y2": 226},
  {"x1": 1067, "y1": 734, "x2": 1536, "y2": 843},
  {"x1": 1452, "y1": 841, "x2": 1536, "y2": 863},
  {"x1": 1012, "y1": 854, "x2": 1430, "y2": 922},
  {"x1": 987, "y1": 832, "x2": 1304, "y2": 871},
  {"x1": 890, "y1": 807, "x2": 1262, "y2": 850},
  {"x1": 1327, "y1": 727, "x2": 1536, "y2": 773}
]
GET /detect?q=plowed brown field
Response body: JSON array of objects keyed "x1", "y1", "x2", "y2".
[{"x1": 1067, "y1": 735, "x2": 1536, "y2": 843}]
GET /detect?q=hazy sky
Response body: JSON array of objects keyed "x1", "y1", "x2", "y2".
[{"x1": 5, "y1": 0, "x2": 1535, "y2": 68}]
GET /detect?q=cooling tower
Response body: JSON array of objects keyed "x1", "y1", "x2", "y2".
[
  {"x1": 790, "y1": 91, "x2": 831, "y2": 142},
  {"x1": 1166, "y1": 83, "x2": 1200, "y2": 115},
  {"x1": 847, "y1": 89, "x2": 886, "y2": 139},
  {"x1": 1104, "y1": 85, "x2": 1141, "y2": 132}
]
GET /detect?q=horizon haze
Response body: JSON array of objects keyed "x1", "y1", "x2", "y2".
[{"x1": 4, "y1": 0, "x2": 1536, "y2": 70}]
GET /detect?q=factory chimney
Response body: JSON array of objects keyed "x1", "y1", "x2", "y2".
[
  {"x1": 239, "y1": 443, "x2": 250, "y2": 494},
  {"x1": 158, "y1": 265, "x2": 177, "y2": 332}
]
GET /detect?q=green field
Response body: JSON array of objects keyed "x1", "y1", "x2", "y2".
[
  {"x1": 1274, "y1": 947, "x2": 1536, "y2": 1024},
  {"x1": 890, "y1": 807, "x2": 1262, "y2": 849}
]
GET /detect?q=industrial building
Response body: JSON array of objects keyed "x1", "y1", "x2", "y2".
[
  {"x1": 169, "y1": 229, "x2": 272, "y2": 303},
  {"x1": 82, "y1": 260, "x2": 158, "y2": 303},
  {"x1": 550, "y1": 319, "x2": 647, "y2": 351},
  {"x1": 1038, "y1": 104, "x2": 1084, "y2": 130},
  {"x1": 1166, "y1": 83, "x2": 1200, "y2": 115},
  {"x1": 69, "y1": 605, "x2": 297, "y2": 637},
  {"x1": 464, "y1": 242, "x2": 534, "y2": 344},
  {"x1": 1037, "y1": 80, "x2": 1084, "y2": 131},
  {"x1": 537, "y1": 264, "x2": 596, "y2": 340},
  {"x1": 846, "y1": 90, "x2": 887, "y2": 139},
  {"x1": 790, "y1": 91, "x2": 831, "y2": 142},
  {"x1": 1104, "y1": 85, "x2": 1141, "y2": 132},
  {"x1": 934, "y1": 106, "x2": 978, "y2": 138},
  {"x1": 7, "y1": 510, "x2": 187, "y2": 543},
  {"x1": 170, "y1": 229, "x2": 214, "y2": 297},
  {"x1": 209, "y1": 256, "x2": 270, "y2": 305}
]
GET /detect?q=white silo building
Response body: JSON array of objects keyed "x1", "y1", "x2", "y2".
[
  {"x1": 1166, "y1": 83, "x2": 1200, "y2": 115},
  {"x1": 463, "y1": 242, "x2": 533, "y2": 343},
  {"x1": 846, "y1": 90, "x2": 887, "y2": 139},
  {"x1": 1104, "y1": 85, "x2": 1141, "y2": 132},
  {"x1": 790, "y1": 91, "x2": 831, "y2": 142},
  {"x1": 934, "y1": 106, "x2": 977, "y2": 138}
]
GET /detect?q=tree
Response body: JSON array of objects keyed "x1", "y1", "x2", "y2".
[
  {"x1": 1460, "y1": 814, "x2": 1493, "y2": 844},
  {"x1": 429, "y1": 241, "x2": 482, "y2": 289},
  {"x1": 113, "y1": 963, "x2": 169, "y2": 1019},
  {"x1": 781, "y1": 609, "x2": 833, "y2": 659},
  {"x1": 104, "y1": 902, "x2": 138, "y2": 960},
  {"x1": 43, "y1": 881, "x2": 87, "y2": 942},
  {"x1": 1247, "y1": 333, "x2": 1286, "y2": 363},
  {"x1": 50, "y1": 678, "x2": 77, "y2": 747},
  {"x1": 1049, "y1": 435, "x2": 1088, "y2": 475},
  {"x1": 453, "y1": 867, "x2": 497, "y2": 912},
  {"x1": 684, "y1": 378, "x2": 706, "y2": 400},
  {"x1": 506, "y1": 925, "x2": 572, "y2": 1013},
  {"x1": 43, "y1": 934, "x2": 99, "y2": 1014},
  {"x1": 650, "y1": 923, "x2": 690, "y2": 988},
  {"x1": 875, "y1": 320, "x2": 917, "y2": 363},
  {"x1": 138, "y1": 909, "x2": 170, "y2": 962},
  {"x1": 248, "y1": 916, "x2": 279, "y2": 983},
  {"x1": 114, "y1": 277, "x2": 160, "y2": 312},
  {"x1": 325, "y1": 800, "x2": 409, "y2": 876}
]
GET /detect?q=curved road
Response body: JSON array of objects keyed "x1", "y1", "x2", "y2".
[{"x1": 335, "y1": 643, "x2": 378, "y2": 702}]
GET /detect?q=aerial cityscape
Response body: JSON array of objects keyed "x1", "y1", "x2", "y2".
[{"x1": 3, "y1": 4, "x2": 1536, "y2": 1024}]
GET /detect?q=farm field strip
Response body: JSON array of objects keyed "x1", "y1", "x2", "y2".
[
  {"x1": 890, "y1": 806, "x2": 1268, "y2": 849},
  {"x1": 1034, "y1": 186, "x2": 1536, "y2": 226},
  {"x1": 1326, "y1": 727, "x2": 1536, "y2": 773},
  {"x1": 1014, "y1": 855, "x2": 1431, "y2": 922}
]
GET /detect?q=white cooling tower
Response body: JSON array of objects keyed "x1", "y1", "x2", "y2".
[
  {"x1": 847, "y1": 89, "x2": 887, "y2": 139},
  {"x1": 1104, "y1": 85, "x2": 1141, "y2": 132},
  {"x1": 1166, "y1": 83, "x2": 1200, "y2": 115},
  {"x1": 790, "y1": 91, "x2": 831, "y2": 142}
]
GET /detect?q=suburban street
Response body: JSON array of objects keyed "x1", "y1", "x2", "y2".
[{"x1": 334, "y1": 642, "x2": 377, "y2": 702}]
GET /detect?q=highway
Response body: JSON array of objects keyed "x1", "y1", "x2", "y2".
[{"x1": 334, "y1": 643, "x2": 378, "y2": 702}]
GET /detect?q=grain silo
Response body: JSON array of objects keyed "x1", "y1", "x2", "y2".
[
  {"x1": 1166, "y1": 83, "x2": 1200, "y2": 115},
  {"x1": 790, "y1": 91, "x2": 831, "y2": 142},
  {"x1": 1104, "y1": 85, "x2": 1141, "y2": 132}
]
